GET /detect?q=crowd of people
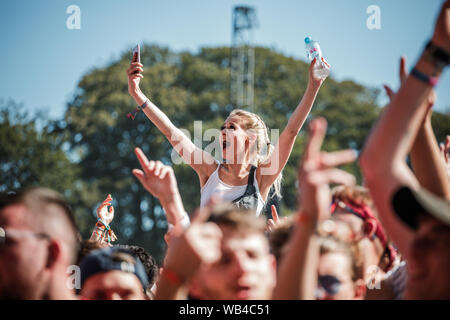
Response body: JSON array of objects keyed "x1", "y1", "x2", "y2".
[{"x1": 1, "y1": 0, "x2": 449, "y2": 301}]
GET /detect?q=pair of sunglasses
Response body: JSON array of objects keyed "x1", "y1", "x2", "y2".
[
  {"x1": 317, "y1": 275, "x2": 342, "y2": 296},
  {"x1": 0, "y1": 227, "x2": 51, "y2": 246}
]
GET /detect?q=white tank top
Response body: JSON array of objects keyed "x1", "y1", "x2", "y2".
[{"x1": 200, "y1": 161, "x2": 266, "y2": 216}]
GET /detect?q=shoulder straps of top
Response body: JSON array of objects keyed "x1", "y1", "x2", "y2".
[{"x1": 247, "y1": 165, "x2": 257, "y2": 187}]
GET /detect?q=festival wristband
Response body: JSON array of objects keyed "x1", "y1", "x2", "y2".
[
  {"x1": 127, "y1": 99, "x2": 150, "y2": 120},
  {"x1": 95, "y1": 218, "x2": 117, "y2": 243},
  {"x1": 410, "y1": 68, "x2": 439, "y2": 87},
  {"x1": 424, "y1": 40, "x2": 450, "y2": 69},
  {"x1": 161, "y1": 267, "x2": 183, "y2": 286}
]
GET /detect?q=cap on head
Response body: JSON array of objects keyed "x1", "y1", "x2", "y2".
[
  {"x1": 392, "y1": 186, "x2": 450, "y2": 230},
  {"x1": 80, "y1": 247, "x2": 149, "y2": 290}
]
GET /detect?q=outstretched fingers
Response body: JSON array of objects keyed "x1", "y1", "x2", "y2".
[
  {"x1": 307, "y1": 168, "x2": 356, "y2": 187},
  {"x1": 304, "y1": 117, "x2": 327, "y2": 161},
  {"x1": 383, "y1": 84, "x2": 395, "y2": 101},
  {"x1": 271, "y1": 205, "x2": 279, "y2": 222},
  {"x1": 319, "y1": 149, "x2": 357, "y2": 169},
  {"x1": 399, "y1": 56, "x2": 408, "y2": 84}
]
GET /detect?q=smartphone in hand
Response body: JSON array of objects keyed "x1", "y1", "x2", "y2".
[{"x1": 132, "y1": 44, "x2": 140, "y2": 64}]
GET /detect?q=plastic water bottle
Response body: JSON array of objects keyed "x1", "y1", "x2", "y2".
[{"x1": 304, "y1": 36, "x2": 330, "y2": 79}]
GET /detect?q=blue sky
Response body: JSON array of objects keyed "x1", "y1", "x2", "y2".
[{"x1": 0, "y1": 0, "x2": 448, "y2": 120}]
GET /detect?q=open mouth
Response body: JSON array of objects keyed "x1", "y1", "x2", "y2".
[{"x1": 234, "y1": 285, "x2": 252, "y2": 299}]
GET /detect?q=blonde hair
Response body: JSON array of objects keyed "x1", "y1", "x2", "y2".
[{"x1": 229, "y1": 109, "x2": 283, "y2": 199}]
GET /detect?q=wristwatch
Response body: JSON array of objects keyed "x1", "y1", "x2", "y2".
[{"x1": 424, "y1": 40, "x2": 450, "y2": 69}]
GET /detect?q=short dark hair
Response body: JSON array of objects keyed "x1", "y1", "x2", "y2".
[
  {"x1": 318, "y1": 235, "x2": 363, "y2": 282},
  {"x1": 268, "y1": 216, "x2": 295, "y2": 263},
  {"x1": 207, "y1": 204, "x2": 266, "y2": 234},
  {"x1": 0, "y1": 187, "x2": 81, "y2": 263},
  {"x1": 117, "y1": 244, "x2": 159, "y2": 288},
  {"x1": 77, "y1": 239, "x2": 110, "y2": 265}
]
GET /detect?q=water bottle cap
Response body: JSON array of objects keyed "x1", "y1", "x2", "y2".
[{"x1": 304, "y1": 37, "x2": 312, "y2": 44}]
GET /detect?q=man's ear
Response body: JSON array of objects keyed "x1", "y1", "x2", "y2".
[
  {"x1": 46, "y1": 240, "x2": 61, "y2": 269},
  {"x1": 187, "y1": 271, "x2": 204, "y2": 299},
  {"x1": 354, "y1": 279, "x2": 366, "y2": 300}
]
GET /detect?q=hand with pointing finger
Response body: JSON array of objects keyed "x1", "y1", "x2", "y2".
[
  {"x1": 132, "y1": 147, "x2": 190, "y2": 237},
  {"x1": 132, "y1": 147, "x2": 179, "y2": 202},
  {"x1": 298, "y1": 117, "x2": 357, "y2": 224}
]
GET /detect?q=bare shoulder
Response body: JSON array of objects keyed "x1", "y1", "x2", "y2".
[{"x1": 196, "y1": 161, "x2": 220, "y2": 188}]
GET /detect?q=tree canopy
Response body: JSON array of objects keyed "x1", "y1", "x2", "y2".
[{"x1": 1, "y1": 45, "x2": 449, "y2": 263}]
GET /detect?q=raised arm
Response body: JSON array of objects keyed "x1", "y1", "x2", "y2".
[
  {"x1": 273, "y1": 118, "x2": 356, "y2": 300},
  {"x1": 127, "y1": 61, "x2": 217, "y2": 183},
  {"x1": 90, "y1": 194, "x2": 117, "y2": 245},
  {"x1": 259, "y1": 58, "x2": 329, "y2": 193},
  {"x1": 132, "y1": 147, "x2": 190, "y2": 244},
  {"x1": 384, "y1": 57, "x2": 450, "y2": 198},
  {"x1": 359, "y1": 0, "x2": 450, "y2": 257},
  {"x1": 155, "y1": 204, "x2": 222, "y2": 300}
]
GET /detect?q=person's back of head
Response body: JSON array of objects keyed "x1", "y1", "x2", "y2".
[{"x1": 0, "y1": 187, "x2": 80, "y2": 299}]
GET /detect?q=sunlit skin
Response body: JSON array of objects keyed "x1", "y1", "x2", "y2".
[
  {"x1": 81, "y1": 270, "x2": 147, "y2": 300},
  {"x1": 331, "y1": 210, "x2": 385, "y2": 278},
  {"x1": 0, "y1": 205, "x2": 50, "y2": 300},
  {"x1": 404, "y1": 216, "x2": 450, "y2": 299},
  {"x1": 317, "y1": 252, "x2": 362, "y2": 300},
  {"x1": 191, "y1": 227, "x2": 276, "y2": 300},
  {"x1": 127, "y1": 56, "x2": 327, "y2": 205},
  {"x1": 218, "y1": 116, "x2": 256, "y2": 186}
]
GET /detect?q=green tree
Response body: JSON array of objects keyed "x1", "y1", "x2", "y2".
[{"x1": 0, "y1": 99, "x2": 91, "y2": 227}]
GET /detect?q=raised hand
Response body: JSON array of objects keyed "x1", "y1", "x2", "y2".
[
  {"x1": 309, "y1": 57, "x2": 331, "y2": 88},
  {"x1": 265, "y1": 205, "x2": 288, "y2": 233},
  {"x1": 96, "y1": 194, "x2": 114, "y2": 225},
  {"x1": 162, "y1": 202, "x2": 222, "y2": 284},
  {"x1": 298, "y1": 118, "x2": 356, "y2": 223},
  {"x1": 383, "y1": 56, "x2": 436, "y2": 110},
  {"x1": 132, "y1": 147, "x2": 188, "y2": 231},
  {"x1": 132, "y1": 147, "x2": 179, "y2": 202},
  {"x1": 126, "y1": 61, "x2": 144, "y2": 96},
  {"x1": 431, "y1": 0, "x2": 450, "y2": 52},
  {"x1": 440, "y1": 135, "x2": 450, "y2": 178}
]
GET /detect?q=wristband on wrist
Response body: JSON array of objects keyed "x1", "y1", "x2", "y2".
[
  {"x1": 161, "y1": 267, "x2": 183, "y2": 286},
  {"x1": 127, "y1": 99, "x2": 150, "y2": 120},
  {"x1": 424, "y1": 40, "x2": 450, "y2": 70},
  {"x1": 410, "y1": 67, "x2": 439, "y2": 87},
  {"x1": 95, "y1": 218, "x2": 117, "y2": 243},
  {"x1": 297, "y1": 212, "x2": 317, "y2": 229}
]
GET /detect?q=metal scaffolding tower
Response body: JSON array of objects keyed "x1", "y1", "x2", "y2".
[{"x1": 231, "y1": 6, "x2": 258, "y2": 110}]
